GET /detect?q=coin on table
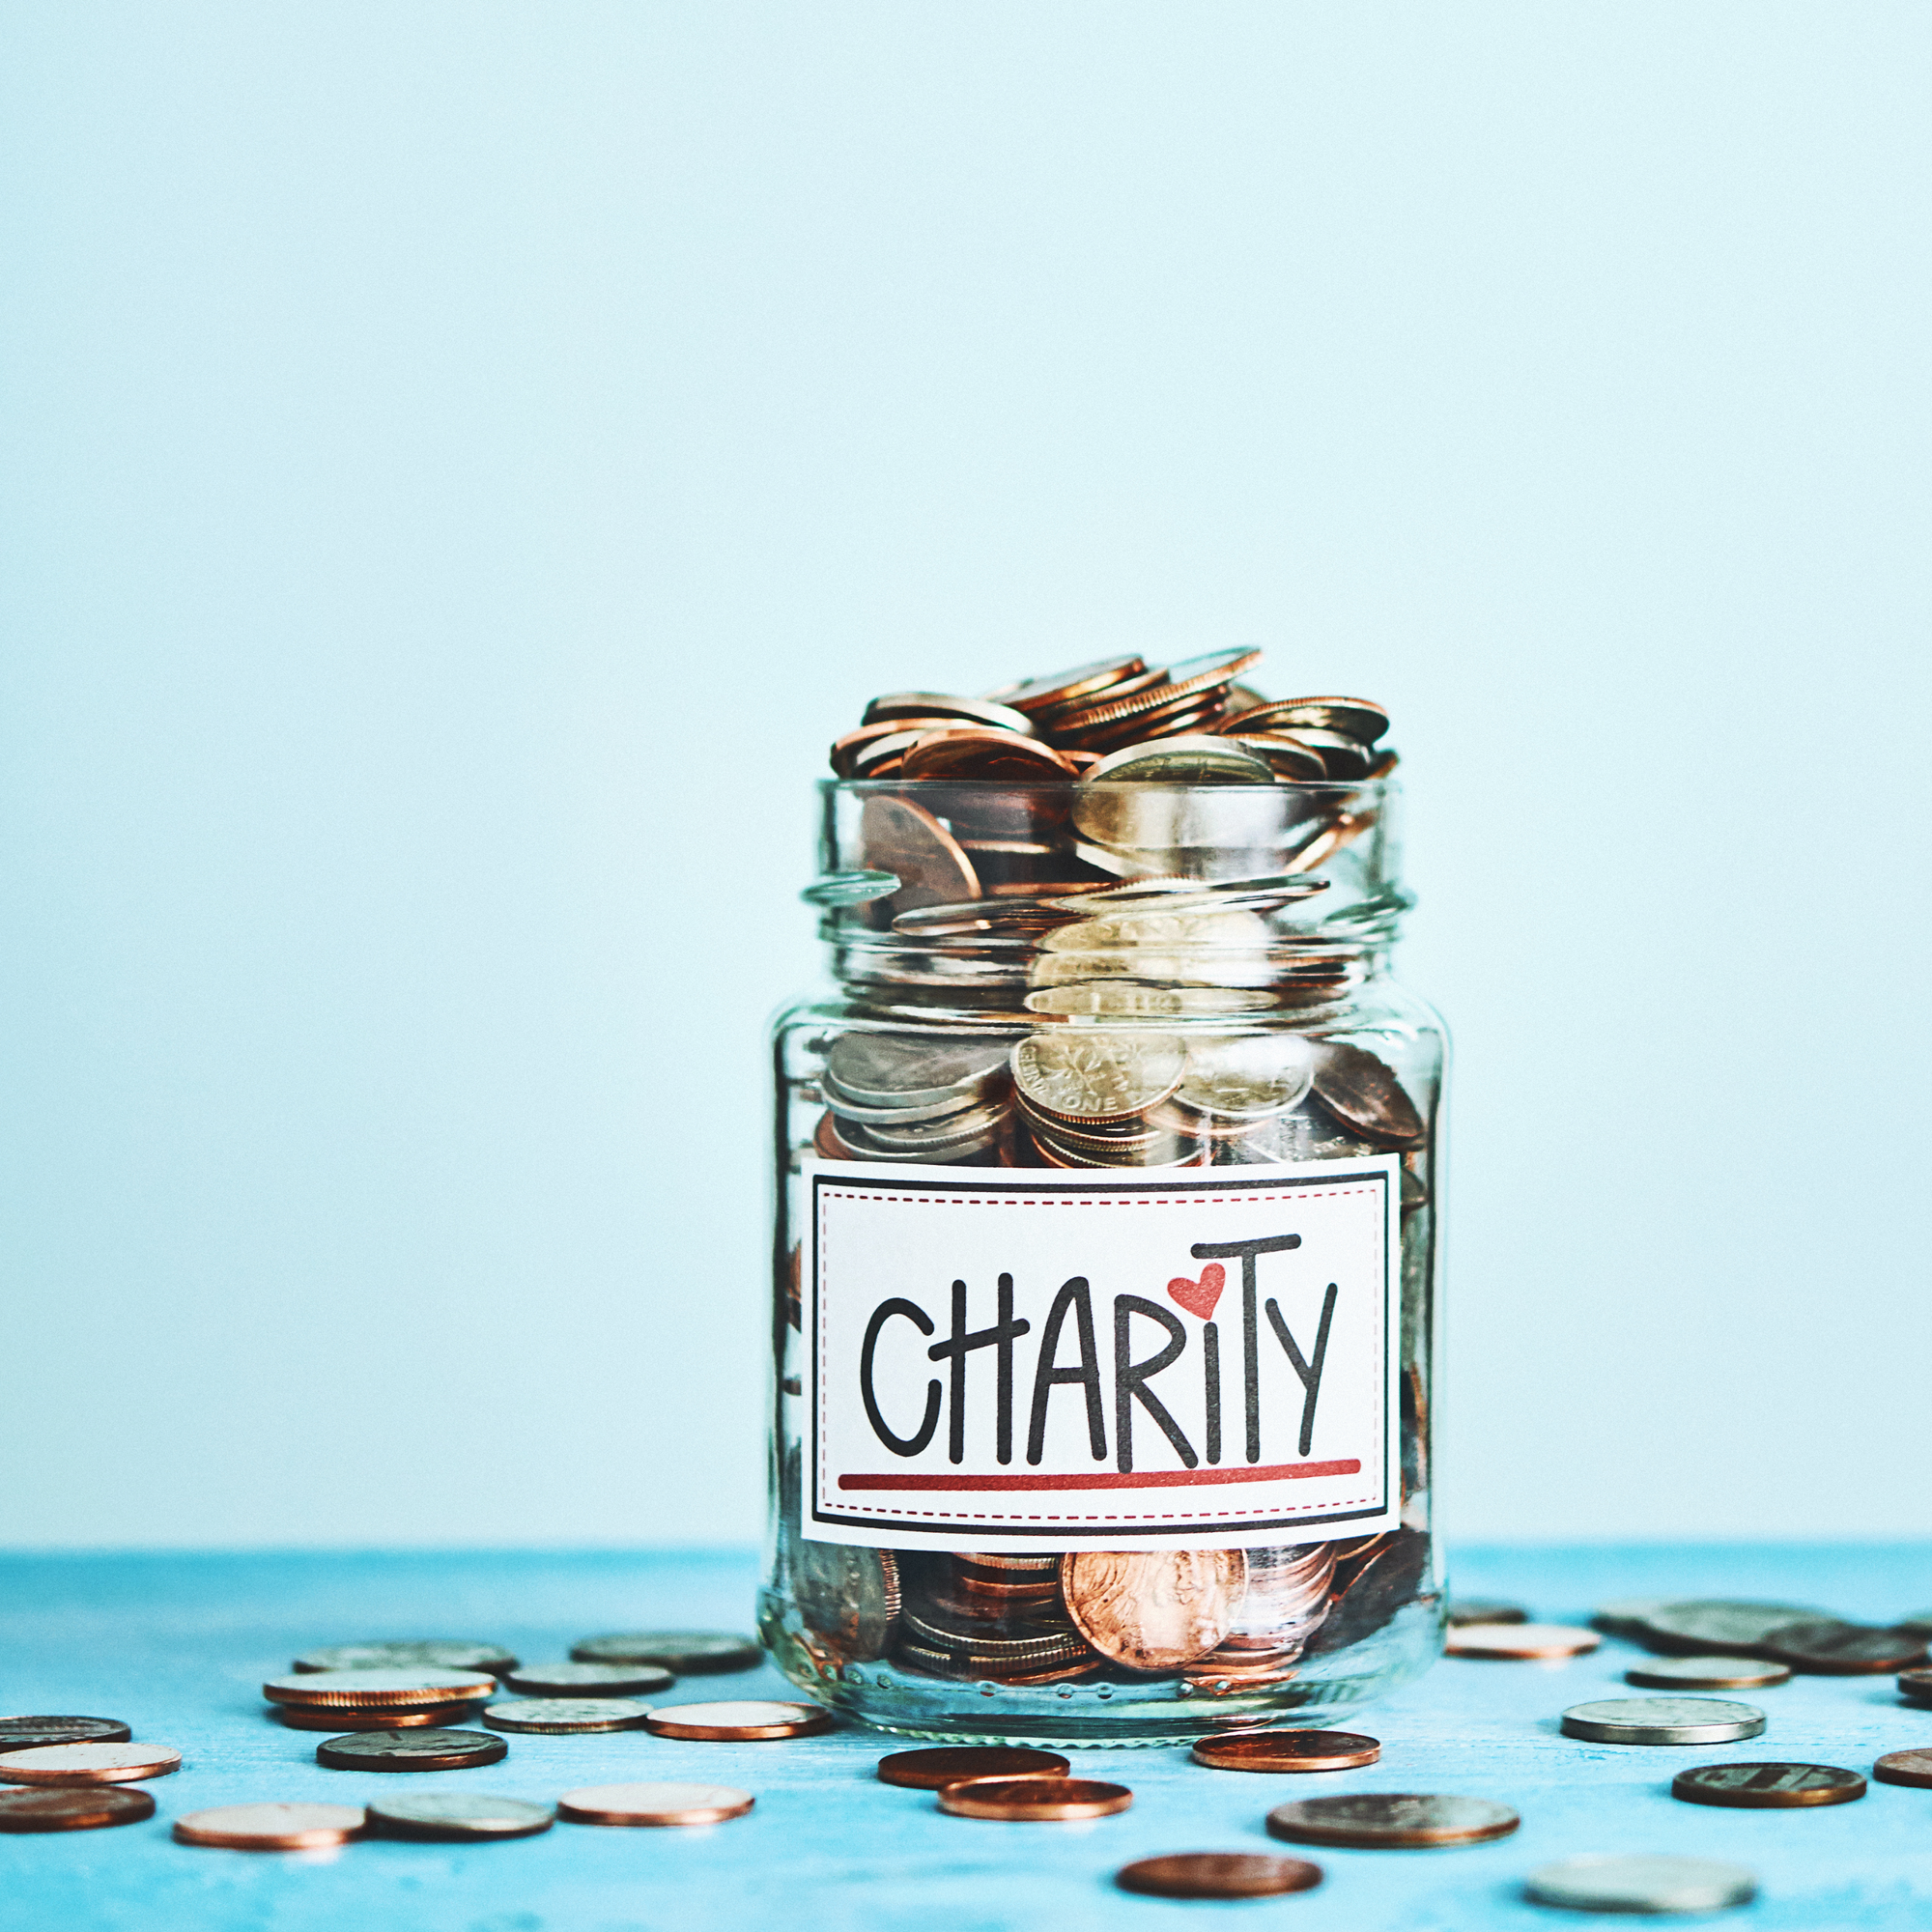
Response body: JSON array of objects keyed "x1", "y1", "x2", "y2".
[
  {"x1": 1014, "y1": 1032, "x2": 1187, "y2": 1126},
  {"x1": 1116, "y1": 1853, "x2": 1323, "y2": 1899},
  {"x1": 1592, "y1": 1597, "x2": 1671, "y2": 1637},
  {"x1": 316, "y1": 1728, "x2": 508, "y2": 1772},
  {"x1": 644, "y1": 1700, "x2": 833, "y2": 1741},
  {"x1": 0, "y1": 1742, "x2": 181, "y2": 1785},
  {"x1": 1447, "y1": 1623, "x2": 1600, "y2": 1661},
  {"x1": 0, "y1": 1786, "x2": 156, "y2": 1833},
  {"x1": 557, "y1": 1781, "x2": 754, "y2": 1827},
  {"x1": 1309, "y1": 1041, "x2": 1425, "y2": 1148},
  {"x1": 938, "y1": 1776, "x2": 1133, "y2": 1821},
  {"x1": 1900, "y1": 1667, "x2": 1932, "y2": 1706},
  {"x1": 1755, "y1": 1619, "x2": 1928, "y2": 1675},
  {"x1": 292, "y1": 1641, "x2": 517, "y2": 1676},
  {"x1": 271, "y1": 1702, "x2": 486, "y2": 1731},
  {"x1": 877, "y1": 1747, "x2": 1069, "y2": 1790},
  {"x1": 1627, "y1": 1656, "x2": 1792, "y2": 1690},
  {"x1": 1672, "y1": 1763, "x2": 1866, "y2": 1808},
  {"x1": 1524, "y1": 1854, "x2": 1757, "y2": 1915},
  {"x1": 1560, "y1": 1697, "x2": 1766, "y2": 1746},
  {"x1": 1873, "y1": 1749, "x2": 1932, "y2": 1789},
  {"x1": 1634, "y1": 1601, "x2": 1827, "y2": 1655},
  {"x1": 569, "y1": 1632, "x2": 761, "y2": 1674},
  {"x1": 1061, "y1": 1549, "x2": 1246, "y2": 1670},
  {"x1": 1446, "y1": 1601, "x2": 1528, "y2": 1628},
  {"x1": 174, "y1": 1803, "x2": 366, "y2": 1850},
  {"x1": 0, "y1": 1717, "x2": 132, "y2": 1754},
  {"x1": 1266, "y1": 1793, "x2": 1520, "y2": 1849},
  {"x1": 482, "y1": 1698, "x2": 653, "y2": 1734},
  {"x1": 1191, "y1": 1730, "x2": 1381, "y2": 1774},
  {"x1": 264, "y1": 1669, "x2": 498, "y2": 1708},
  {"x1": 365, "y1": 1792, "x2": 555, "y2": 1839},
  {"x1": 1900, "y1": 1609, "x2": 1932, "y2": 1637},
  {"x1": 501, "y1": 1662, "x2": 674, "y2": 1698}
]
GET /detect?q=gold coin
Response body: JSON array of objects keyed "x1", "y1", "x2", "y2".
[
  {"x1": 642, "y1": 1700, "x2": 834, "y2": 1741},
  {"x1": 0, "y1": 1743, "x2": 181, "y2": 1786},
  {"x1": 557, "y1": 1782, "x2": 755, "y2": 1827},
  {"x1": 1061, "y1": 1550, "x2": 1247, "y2": 1670},
  {"x1": 938, "y1": 1776, "x2": 1132, "y2": 1821},
  {"x1": 173, "y1": 1803, "x2": 366, "y2": 1850}
]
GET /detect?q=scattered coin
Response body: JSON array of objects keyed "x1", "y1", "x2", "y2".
[
  {"x1": 1873, "y1": 1749, "x2": 1932, "y2": 1789},
  {"x1": 1447, "y1": 1623, "x2": 1600, "y2": 1661},
  {"x1": 292, "y1": 1641, "x2": 517, "y2": 1676},
  {"x1": 938, "y1": 1776, "x2": 1133, "y2": 1821},
  {"x1": 1116, "y1": 1853, "x2": 1323, "y2": 1899},
  {"x1": 1524, "y1": 1854, "x2": 1757, "y2": 1915},
  {"x1": 501, "y1": 1662, "x2": 674, "y2": 1698},
  {"x1": 556, "y1": 1781, "x2": 755, "y2": 1827},
  {"x1": 0, "y1": 1786, "x2": 156, "y2": 1833},
  {"x1": 365, "y1": 1793, "x2": 555, "y2": 1840},
  {"x1": 316, "y1": 1729, "x2": 508, "y2": 1772},
  {"x1": 0, "y1": 1742, "x2": 181, "y2": 1786},
  {"x1": 1592, "y1": 1597, "x2": 1671, "y2": 1638},
  {"x1": 1899, "y1": 1609, "x2": 1932, "y2": 1637},
  {"x1": 0, "y1": 1717, "x2": 132, "y2": 1754},
  {"x1": 264, "y1": 1669, "x2": 498, "y2": 1708},
  {"x1": 482, "y1": 1699, "x2": 653, "y2": 1735},
  {"x1": 1671, "y1": 1763, "x2": 1866, "y2": 1808},
  {"x1": 1191, "y1": 1730, "x2": 1381, "y2": 1773},
  {"x1": 1755, "y1": 1619, "x2": 1928, "y2": 1675},
  {"x1": 271, "y1": 1702, "x2": 484, "y2": 1731},
  {"x1": 644, "y1": 1700, "x2": 833, "y2": 1741},
  {"x1": 1266, "y1": 1793, "x2": 1520, "y2": 1849},
  {"x1": 174, "y1": 1803, "x2": 366, "y2": 1850},
  {"x1": 1634, "y1": 1601, "x2": 1827, "y2": 1655},
  {"x1": 1446, "y1": 1601, "x2": 1528, "y2": 1628},
  {"x1": 1626, "y1": 1656, "x2": 1792, "y2": 1690},
  {"x1": 877, "y1": 1747, "x2": 1070, "y2": 1790},
  {"x1": 569, "y1": 1632, "x2": 761, "y2": 1675},
  {"x1": 1900, "y1": 1667, "x2": 1932, "y2": 1706},
  {"x1": 1061, "y1": 1549, "x2": 1247, "y2": 1669},
  {"x1": 1560, "y1": 1698, "x2": 1767, "y2": 1746}
]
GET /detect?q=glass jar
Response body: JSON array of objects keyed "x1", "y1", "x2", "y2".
[{"x1": 760, "y1": 773, "x2": 1446, "y2": 1745}]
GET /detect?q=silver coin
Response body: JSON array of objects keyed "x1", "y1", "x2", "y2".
[
  {"x1": 1175, "y1": 1037, "x2": 1314, "y2": 1121},
  {"x1": 793, "y1": 1544, "x2": 900, "y2": 1663},
  {"x1": 1560, "y1": 1697, "x2": 1766, "y2": 1746},
  {"x1": 1264, "y1": 1792, "x2": 1520, "y2": 1848},
  {"x1": 1446, "y1": 1600, "x2": 1529, "y2": 1628},
  {"x1": 862, "y1": 692, "x2": 1037, "y2": 734},
  {"x1": 1071, "y1": 782, "x2": 1301, "y2": 857},
  {"x1": 1012, "y1": 1031, "x2": 1186, "y2": 1122},
  {"x1": 1524, "y1": 1854, "x2": 1756, "y2": 1915},
  {"x1": 800, "y1": 870, "x2": 898, "y2": 908},
  {"x1": 1592, "y1": 1597, "x2": 1672, "y2": 1637},
  {"x1": 1635, "y1": 1601, "x2": 1827, "y2": 1654},
  {"x1": 1900, "y1": 1609, "x2": 1932, "y2": 1637},
  {"x1": 1024, "y1": 982, "x2": 1274, "y2": 1018},
  {"x1": 291, "y1": 1641, "x2": 516, "y2": 1676},
  {"x1": 569, "y1": 1632, "x2": 761, "y2": 1673},
  {"x1": 1080, "y1": 736, "x2": 1275, "y2": 785},
  {"x1": 823, "y1": 1085, "x2": 982, "y2": 1125},
  {"x1": 480, "y1": 1698, "x2": 654, "y2": 1734},
  {"x1": 500, "y1": 1662, "x2": 673, "y2": 1698},
  {"x1": 1626, "y1": 1655, "x2": 1792, "y2": 1690},
  {"x1": 845, "y1": 1102, "x2": 1009, "y2": 1151},
  {"x1": 365, "y1": 1793, "x2": 555, "y2": 1840},
  {"x1": 822, "y1": 1036, "x2": 1010, "y2": 1112},
  {"x1": 838, "y1": 1121, "x2": 1002, "y2": 1163}
]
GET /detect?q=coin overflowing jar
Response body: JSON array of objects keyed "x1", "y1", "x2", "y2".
[{"x1": 762, "y1": 652, "x2": 1446, "y2": 1743}]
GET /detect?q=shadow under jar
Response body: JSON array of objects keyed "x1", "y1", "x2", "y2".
[{"x1": 761, "y1": 774, "x2": 1446, "y2": 1746}]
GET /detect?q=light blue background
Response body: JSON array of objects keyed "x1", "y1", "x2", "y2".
[{"x1": 4, "y1": 3, "x2": 1928, "y2": 1551}]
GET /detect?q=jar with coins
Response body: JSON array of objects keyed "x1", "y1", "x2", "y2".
[{"x1": 762, "y1": 652, "x2": 1446, "y2": 1744}]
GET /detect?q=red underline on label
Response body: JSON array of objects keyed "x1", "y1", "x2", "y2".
[{"x1": 837, "y1": 1460, "x2": 1360, "y2": 1493}]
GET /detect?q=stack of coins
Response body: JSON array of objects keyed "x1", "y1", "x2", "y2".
[
  {"x1": 1011, "y1": 1031, "x2": 1204, "y2": 1168},
  {"x1": 262, "y1": 1669, "x2": 499, "y2": 1732},
  {"x1": 814, "y1": 1035, "x2": 1013, "y2": 1165},
  {"x1": 893, "y1": 1553, "x2": 1098, "y2": 1686},
  {"x1": 1184, "y1": 1545, "x2": 1337, "y2": 1690}
]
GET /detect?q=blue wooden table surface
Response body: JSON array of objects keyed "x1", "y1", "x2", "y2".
[{"x1": 3, "y1": 1544, "x2": 1930, "y2": 1931}]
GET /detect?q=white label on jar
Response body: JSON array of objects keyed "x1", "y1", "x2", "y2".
[{"x1": 802, "y1": 1154, "x2": 1400, "y2": 1552}]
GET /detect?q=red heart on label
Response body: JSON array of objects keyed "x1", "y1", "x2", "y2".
[{"x1": 1166, "y1": 1262, "x2": 1225, "y2": 1321}]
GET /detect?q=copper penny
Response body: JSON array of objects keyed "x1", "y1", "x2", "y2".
[
  {"x1": 174, "y1": 1803, "x2": 366, "y2": 1850},
  {"x1": 0, "y1": 1717, "x2": 132, "y2": 1753},
  {"x1": 291, "y1": 1641, "x2": 516, "y2": 1676},
  {"x1": 1446, "y1": 1623, "x2": 1601, "y2": 1661},
  {"x1": 643, "y1": 1700, "x2": 834, "y2": 1741},
  {"x1": 1117, "y1": 1853, "x2": 1323, "y2": 1899},
  {"x1": 998, "y1": 656, "x2": 1148, "y2": 715},
  {"x1": 1671, "y1": 1763, "x2": 1866, "y2": 1808},
  {"x1": 877, "y1": 1747, "x2": 1070, "y2": 1790},
  {"x1": 0, "y1": 1786, "x2": 156, "y2": 1833},
  {"x1": 938, "y1": 1776, "x2": 1133, "y2": 1821},
  {"x1": 1756, "y1": 1620, "x2": 1928, "y2": 1675},
  {"x1": 1268, "y1": 1792, "x2": 1520, "y2": 1849},
  {"x1": 557, "y1": 1781, "x2": 754, "y2": 1827},
  {"x1": 830, "y1": 719, "x2": 965, "y2": 777},
  {"x1": 899, "y1": 731, "x2": 1077, "y2": 781},
  {"x1": 857, "y1": 795, "x2": 980, "y2": 914},
  {"x1": 1873, "y1": 1749, "x2": 1932, "y2": 1789},
  {"x1": 271, "y1": 1702, "x2": 484, "y2": 1731},
  {"x1": 1062, "y1": 1550, "x2": 1247, "y2": 1670},
  {"x1": 863, "y1": 692, "x2": 1037, "y2": 734},
  {"x1": 1898, "y1": 1667, "x2": 1932, "y2": 1705},
  {"x1": 1310, "y1": 1042, "x2": 1424, "y2": 1148},
  {"x1": 264, "y1": 1669, "x2": 499, "y2": 1708},
  {"x1": 0, "y1": 1742, "x2": 181, "y2": 1785},
  {"x1": 1191, "y1": 1729, "x2": 1381, "y2": 1773}
]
